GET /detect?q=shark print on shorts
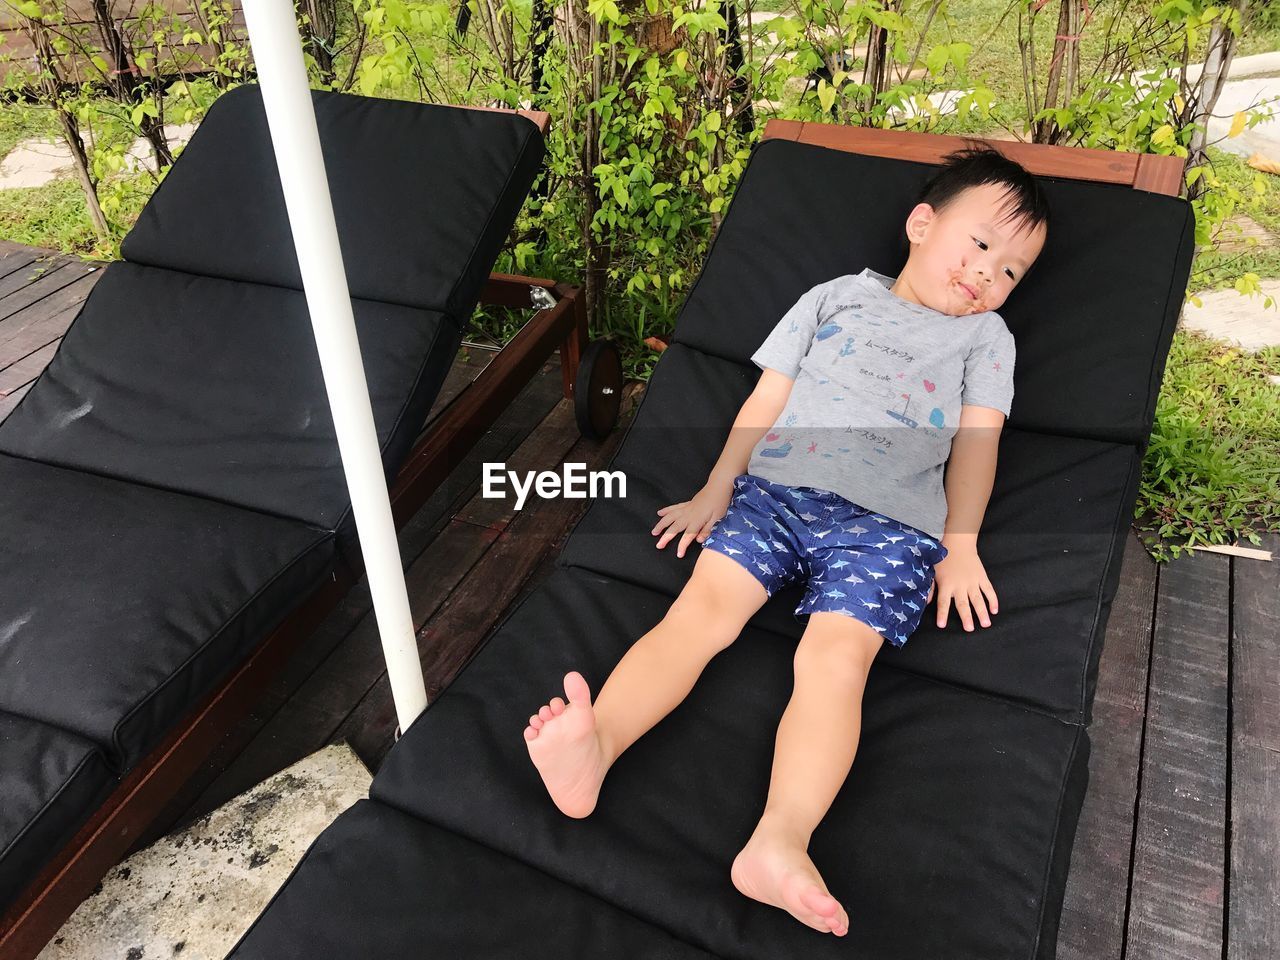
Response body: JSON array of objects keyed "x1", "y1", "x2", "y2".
[{"x1": 701, "y1": 473, "x2": 949, "y2": 648}]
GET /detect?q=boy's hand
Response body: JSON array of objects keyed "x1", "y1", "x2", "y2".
[
  {"x1": 926, "y1": 546, "x2": 999, "y2": 631},
  {"x1": 651, "y1": 479, "x2": 734, "y2": 558}
]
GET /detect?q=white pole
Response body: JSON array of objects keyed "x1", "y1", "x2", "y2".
[{"x1": 241, "y1": 0, "x2": 429, "y2": 730}]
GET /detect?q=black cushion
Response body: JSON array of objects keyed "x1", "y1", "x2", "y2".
[
  {"x1": 0, "y1": 712, "x2": 114, "y2": 916},
  {"x1": 0, "y1": 453, "x2": 335, "y2": 768},
  {"x1": 369, "y1": 566, "x2": 1088, "y2": 960},
  {"x1": 558, "y1": 342, "x2": 1141, "y2": 721},
  {"x1": 121, "y1": 85, "x2": 546, "y2": 316},
  {"x1": 670, "y1": 138, "x2": 1195, "y2": 447},
  {"x1": 0, "y1": 262, "x2": 457, "y2": 542},
  {"x1": 229, "y1": 799, "x2": 718, "y2": 960}
]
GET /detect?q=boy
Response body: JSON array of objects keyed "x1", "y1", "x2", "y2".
[{"x1": 522, "y1": 143, "x2": 1049, "y2": 937}]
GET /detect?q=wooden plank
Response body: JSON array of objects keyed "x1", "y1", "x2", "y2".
[
  {"x1": 1125, "y1": 548, "x2": 1230, "y2": 960},
  {"x1": 0, "y1": 275, "x2": 99, "y2": 368},
  {"x1": 0, "y1": 340, "x2": 57, "y2": 394},
  {"x1": 1227, "y1": 529, "x2": 1280, "y2": 960},
  {"x1": 0, "y1": 261, "x2": 97, "y2": 323},
  {"x1": 0, "y1": 257, "x2": 73, "y2": 303},
  {"x1": 453, "y1": 395, "x2": 580, "y2": 531},
  {"x1": 0, "y1": 250, "x2": 42, "y2": 284},
  {"x1": 1057, "y1": 529, "x2": 1158, "y2": 960}
]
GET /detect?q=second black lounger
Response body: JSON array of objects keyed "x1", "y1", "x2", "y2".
[{"x1": 236, "y1": 124, "x2": 1194, "y2": 959}]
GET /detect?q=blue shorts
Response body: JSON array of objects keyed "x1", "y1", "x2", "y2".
[{"x1": 700, "y1": 474, "x2": 948, "y2": 648}]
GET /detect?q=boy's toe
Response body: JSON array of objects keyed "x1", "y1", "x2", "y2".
[
  {"x1": 529, "y1": 714, "x2": 543, "y2": 728},
  {"x1": 523, "y1": 725, "x2": 538, "y2": 741},
  {"x1": 800, "y1": 887, "x2": 838, "y2": 917},
  {"x1": 539, "y1": 705, "x2": 554, "y2": 721},
  {"x1": 549, "y1": 697, "x2": 566, "y2": 714}
]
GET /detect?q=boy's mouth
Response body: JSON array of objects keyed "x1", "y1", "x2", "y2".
[{"x1": 957, "y1": 281, "x2": 979, "y2": 301}]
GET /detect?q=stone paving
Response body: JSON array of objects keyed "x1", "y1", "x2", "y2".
[
  {"x1": 37, "y1": 744, "x2": 371, "y2": 960},
  {"x1": 0, "y1": 122, "x2": 196, "y2": 189}
]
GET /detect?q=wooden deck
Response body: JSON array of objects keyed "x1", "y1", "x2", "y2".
[{"x1": 0, "y1": 239, "x2": 1276, "y2": 959}]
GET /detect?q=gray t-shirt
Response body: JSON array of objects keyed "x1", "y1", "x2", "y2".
[{"x1": 747, "y1": 267, "x2": 1016, "y2": 540}]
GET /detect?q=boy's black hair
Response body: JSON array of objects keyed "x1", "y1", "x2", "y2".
[{"x1": 917, "y1": 139, "x2": 1051, "y2": 242}]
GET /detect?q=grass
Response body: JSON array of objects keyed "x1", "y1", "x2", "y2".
[
  {"x1": 0, "y1": 168, "x2": 153, "y2": 258},
  {"x1": 1137, "y1": 329, "x2": 1280, "y2": 560},
  {"x1": 0, "y1": 177, "x2": 106, "y2": 254},
  {"x1": 0, "y1": 100, "x2": 59, "y2": 158}
]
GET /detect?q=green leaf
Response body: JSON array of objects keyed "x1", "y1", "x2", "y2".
[{"x1": 817, "y1": 79, "x2": 836, "y2": 113}]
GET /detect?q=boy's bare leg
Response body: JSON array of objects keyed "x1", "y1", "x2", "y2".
[
  {"x1": 730, "y1": 612, "x2": 882, "y2": 937},
  {"x1": 523, "y1": 549, "x2": 767, "y2": 818}
]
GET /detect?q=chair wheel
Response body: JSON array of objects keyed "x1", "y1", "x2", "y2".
[{"x1": 574, "y1": 339, "x2": 623, "y2": 441}]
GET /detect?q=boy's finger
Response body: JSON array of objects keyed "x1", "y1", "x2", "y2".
[
  {"x1": 981, "y1": 580, "x2": 999, "y2": 615},
  {"x1": 971, "y1": 588, "x2": 991, "y2": 627},
  {"x1": 677, "y1": 530, "x2": 697, "y2": 558}
]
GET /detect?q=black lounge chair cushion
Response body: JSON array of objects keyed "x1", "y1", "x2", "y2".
[
  {"x1": 230, "y1": 800, "x2": 718, "y2": 960},
  {"x1": 668, "y1": 137, "x2": 1195, "y2": 447},
  {"x1": 365, "y1": 566, "x2": 1087, "y2": 960},
  {"x1": 121, "y1": 85, "x2": 546, "y2": 317},
  {"x1": 0, "y1": 262, "x2": 456, "y2": 540},
  {"x1": 224, "y1": 135, "x2": 1194, "y2": 958},
  {"x1": 558, "y1": 342, "x2": 1142, "y2": 721},
  {"x1": 0, "y1": 453, "x2": 335, "y2": 768},
  {"x1": 0, "y1": 712, "x2": 113, "y2": 916}
]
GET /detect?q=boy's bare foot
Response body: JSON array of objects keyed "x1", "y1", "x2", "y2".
[
  {"x1": 731, "y1": 819, "x2": 849, "y2": 936},
  {"x1": 523, "y1": 670, "x2": 611, "y2": 819}
]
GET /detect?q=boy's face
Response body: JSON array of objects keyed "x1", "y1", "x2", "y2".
[{"x1": 897, "y1": 182, "x2": 1047, "y2": 316}]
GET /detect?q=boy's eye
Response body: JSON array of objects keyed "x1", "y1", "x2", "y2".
[{"x1": 967, "y1": 236, "x2": 1018, "y2": 281}]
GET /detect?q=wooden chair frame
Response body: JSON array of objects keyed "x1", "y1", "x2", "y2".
[{"x1": 761, "y1": 119, "x2": 1185, "y2": 197}]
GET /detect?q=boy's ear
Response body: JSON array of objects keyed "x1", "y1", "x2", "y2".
[{"x1": 906, "y1": 202, "x2": 936, "y2": 245}]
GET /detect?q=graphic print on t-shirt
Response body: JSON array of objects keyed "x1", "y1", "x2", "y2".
[{"x1": 745, "y1": 268, "x2": 1017, "y2": 541}]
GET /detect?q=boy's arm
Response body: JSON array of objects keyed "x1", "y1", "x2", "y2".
[
  {"x1": 706, "y1": 369, "x2": 796, "y2": 488},
  {"x1": 941, "y1": 404, "x2": 1005, "y2": 552}
]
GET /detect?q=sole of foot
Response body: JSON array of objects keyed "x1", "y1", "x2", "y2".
[{"x1": 523, "y1": 670, "x2": 611, "y2": 819}]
